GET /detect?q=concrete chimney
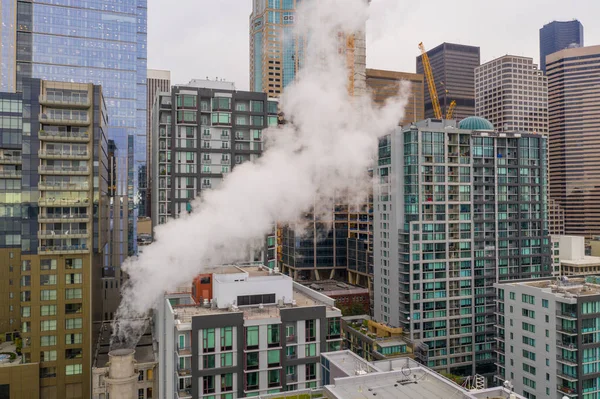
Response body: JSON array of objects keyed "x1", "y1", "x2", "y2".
[{"x1": 105, "y1": 349, "x2": 137, "y2": 399}]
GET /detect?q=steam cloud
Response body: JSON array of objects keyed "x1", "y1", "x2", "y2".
[{"x1": 112, "y1": 0, "x2": 408, "y2": 347}]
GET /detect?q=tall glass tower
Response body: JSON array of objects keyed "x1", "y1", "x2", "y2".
[
  {"x1": 11, "y1": 0, "x2": 147, "y2": 255},
  {"x1": 539, "y1": 20, "x2": 584, "y2": 73}
]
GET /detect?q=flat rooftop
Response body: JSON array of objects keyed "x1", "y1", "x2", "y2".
[
  {"x1": 303, "y1": 280, "x2": 369, "y2": 296},
  {"x1": 561, "y1": 256, "x2": 600, "y2": 266},
  {"x1": 501, "y1": 276, "x2": 600, "y2": 298},
  {"x1": 93, "y1": 319, "x2": 156, "y2": 368}
]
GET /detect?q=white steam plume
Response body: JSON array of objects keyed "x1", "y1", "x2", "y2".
[{"x1": 112, "y1": 0, "x2": 408, "y2": 347}]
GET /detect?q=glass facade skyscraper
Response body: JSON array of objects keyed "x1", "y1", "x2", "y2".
[
  {"x1": 539, "y1": 20, "x2": 584, "y2": 73},
  {"x1": 10, "y1": 0, "x2": 147, "y2": 255}
]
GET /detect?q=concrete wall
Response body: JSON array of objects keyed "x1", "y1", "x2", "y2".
[
  {"x1": 559, "y1": 235, "x2": 586, "y2": 261},
  {"x1": 213, "y1": 274, "x2": 293, "y2": 308},
  {"x1": 0, "y1": 363, "x2": 40, "y2": 398}
]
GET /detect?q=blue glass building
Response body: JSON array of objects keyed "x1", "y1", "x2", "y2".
[
  {"x1": 11, "y1": 0, "x2": 147, "y2": 255},
  {"x1": 539, "y1": 20, "x2": 584, "y2": 73}
]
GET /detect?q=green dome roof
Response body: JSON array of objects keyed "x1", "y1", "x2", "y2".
[{"x1": 459, "y1": 116, "x2": 494, "y2": 131}]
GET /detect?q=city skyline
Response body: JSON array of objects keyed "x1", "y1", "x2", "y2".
[{"x1": 148, "y1": 0, "x2": 599, "y2": 90}]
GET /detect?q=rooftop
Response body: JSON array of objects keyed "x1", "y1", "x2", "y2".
[
  {"x1": 303, "y1": 280, "x2": 369, "y2": 296},
  {"x1": 561, "y1": 256, "x2": 600, "y2": 266},
  {"x1": 93, "y1": 319, "x2": 156, "y2": 368},
  {"x1": 501, "y1": 276, "x2": 600, "y2": 298}
]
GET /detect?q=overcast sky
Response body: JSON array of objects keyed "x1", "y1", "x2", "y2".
[{"x1": 148, "y1": 0, "x2": 599, "y2": 90}]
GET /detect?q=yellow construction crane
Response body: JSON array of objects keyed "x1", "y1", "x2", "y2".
[
  {"x1": 418, "y1": 42, "x2": 442, "y2": 119},
  {"x1": 446, "y1": 100, "x2": 457, "y2": 119}
]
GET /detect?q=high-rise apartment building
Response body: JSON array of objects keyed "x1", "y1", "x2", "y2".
[
  {"x1": 366, "y1": 69, "x2": 425, "y2": 126},
  {"x1": 146, "y1": 70, "x2": 171, "y2": 218},
  {"x1": 416, "y1": 43, "x2": 480, "y2": 120},
  {"x1": 539, "y1": 20, "x2": 584, "y2": 73},
  {"x1": 374, "y1": 117, "x2": 551, "y2": 378},
  {"x1": 249, "y1": 0, "x2": 366, "y2": 96},
  {"x1": 155, "y1": 263, "x2": 342, "y2": 399},
  {"x1": 475, "y1": 55, "x2": 548, "y2": 134},
  {"x1": 151, "y1": 81, "x2": 278, "y2": 226},
  {"x1": 547, "y1": 45, "x2": 600, "y2": 237},
  {"x1": 0, "y1": 79, "x2": 109, "y2": 398},
  {"x1": 4, "y1": 0, "x2": 147, "y2": 255},
  {"x1": 495, "y1": 276, "x2": 600, "y2": 399}
]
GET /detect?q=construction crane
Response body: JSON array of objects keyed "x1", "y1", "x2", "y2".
[
  {"x1": 446, "y1": 100, "x2": 457, "y2": 119},
  {"x1": 418, "y1": 42, "x2": 443, "y2": 119}
]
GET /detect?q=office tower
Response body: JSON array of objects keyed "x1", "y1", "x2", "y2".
[
  {"x1": 249, "y1": 0, "x2": 366, "y2": 96},
  {"x1": 146, "y1": 70, "x2": 171, "y2": 218},
  {"x1": 374, "y1": 118, "x2": 551, "y2": 377},
  {"x1": 12, "y1": 0, "x2": 147, "y2": 256},
  {"x1": 548, "y1": 198, "x2": 565, "y2": 235},
  {"x1": 151, "y1": 80, "x2": 278, "y2": 226},
  {"x1": 416, "y1": 43, "x2": 480, "y2": 120},
  {"x1": 0, "y1": 79, "x2": 108, "y2": 398},
  {"x1": 539, "y1": 20, "x2": 584, "y2": 73},
  {"x1": 475, "y1": 56, "x2": 548, "y2": 134},
  {"x1": 155, "y1": 263, "x2": 342, "y2": 399},
  {"x1": 366, "y1": 69, "x2": 425, "y2": 125},
  {"x1": 547, "y1": 46, "x2": 600, "y2": 237},
  {"x1": 0, "y1": 0, "x2": 16, "y2": 92},
  {"x1": 495, "y1": 276, "x2": 600, "y2": 399}
]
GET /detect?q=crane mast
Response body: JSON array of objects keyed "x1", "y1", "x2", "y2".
[
  {"x1": 446, "y1": 100, "x2": 457, "y2": 119},
  {"x1": 418, "y1": 42, "x2": 443, "y2": 119}
]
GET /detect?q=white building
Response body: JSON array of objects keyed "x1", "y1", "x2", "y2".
[
  {"x1": 155, "y1": 263, "x2": 343, "y2": 399},
  {"x1": 475, "y1": 55, "x2": 548, "y2": 134}
]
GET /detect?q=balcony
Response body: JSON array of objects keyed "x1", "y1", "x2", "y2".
[
  {"x1": 38, "y1": 245, "x2": 89, "y2": 254},
  {"x1": 556, "y1": 370, "x2": 578, "y2": 382},
  {"x1": 0, "y1": 170, "x2": 21, "y2": 178},
  {"x1": 556, "y1": 339, "x2": 578, "y2": 351},
  {"x1": 557, "y1": 325, "x2": 578, "y2": 335},
  {"x1": 286, "y1": 373, "x2": 298, "y2": 383},
  {"x1": 38, "y1": 165, "x2": 89, "y2": 175},
  {"x1": 39, "y1": 214, "x2": 89, "y2": 223},
  {"x1": 38, "y1": 130, "x2": 90, "y2": 142},
  {"x1": 557, "y1": 386, "x2": 578, "y2": 397},
  {"x1": 556, "y1": 355, "x2": 578, "y2": 366},
  {"x1": 557, "y1": 310, "x2": 577, "y2": 320},
  {"x1": 177, "y1": 346, "x2": 191, "y2": 357},
  {"x1": 39, "y1": 113, "x2": 90, "y2": 126},
  {"x1": 38, "y1": 182, "x2": 90, "y2": 191},
  {"x1": 0, "y1": 155, "x2": 22, "y2": 164},
  {"x1": 38, "y1": 229, "x2": 89, "y2": 239},
  {"x1": 176, "y1": 388, "x2": 192, "y2": 399},
  {"x1": 38, "y1": 149, "x2": 90, "y2": 160},
  {"x1": 39, "y1": 94, "x2": 90, "y2": 108},
  {"x1": 38, "y1": 197, "x2": 90, "y2": 207},
  {"x1": 177, "y1": 367, "x2": 192, "y2": 377}
]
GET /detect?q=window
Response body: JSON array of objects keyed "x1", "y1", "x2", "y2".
[
  {"x1": 306, "y1": 363, "x2": 317, "y2": 380},
  {"x1": 221, "y1": 326, "x2": 233, "y2": 351},
  {"x1": 65, "y1": 259, "x2": 82, "y2": 269},
  {"x1": 221, "y1": 373, "x2": 233, "y2": 392},
  {"x1": 251, "y1": 100, "x2": 264, "y2": 113},
  {"x1": 65, "y1": 333, "x2": 82, "y2": 345},
  {"x1": 65, "y1": 273, "x2": 82, "y2": 284},
  {"x1": 246, "y1": 352, "x2": 259, "y2": 370},
  {"x1": 267, "y1": 350, "x2": 280, "y2": 367},
  {"x1": 522, "y1": 336, "x2": 535, "y2": 347},
  {"x1": 286, "y1": 345, "x2": 297, "y2": 359},
  {"x1": 268, "y1": 325, "x2": 279, "y2": 347},
  {"x1": 203, "y1": 328, "x2": 215, "y2": 352},
  {"x1": 65, "y1": 288, "x2": 82, "y2": 299},
  {"x1": 65, "y1": 318, "x2": 83, "y2": 329},
  {"x1": 246, "y1": 372, "x2": 258, "y2": 390},
  {"x1": 66, "y1": 364, "x2": 82, "y2": 375},
  {"x1": 41, "y1": 367, "x2": 57, "y2": 378},
  {"x1": 21, "y1": 306, "x2": 30, "y2": 317},
  {"x1": 41, "y1": 350, "x2": 57, "y2": 362},
  {"x1": 327, "y1": 318, "x2": 341, "y2": 339},
  {"x1": 220, "y1": 352, "x2": 233, "y2": 367},
  {"x1": 305, "y1": 343, "x2": 317, "y2": 357},
  {"x1": 522, "y1": 294, "x2": 535, "y2": 304},
  {"x1": 41, "y1": 320, "x2": 57, "y2": 331},
  {"x1": 40, "y1": 275, "x2": 56, "y2": 286},
  {"x1": 522, "y1": 321, "x2": 535, "y2": 333},
  {"x1": 246, "y1": 326, "x2": 259, "y2": 349},
  {"x1": 203, "y1": 354, "x2": 215, "y2": 369},
  {"x1": 203, "y1": 375, "x2": 215, "y2": 394},
  {"x1": 41, "y1": 305, "x2": 57, "y2": 316},
  {"x1": 66, "y1": 348, "x2": 82, "y2": 359},
  {"x1": 523, "y1": 363, "x2": 536, "y2": 375},
  {"x1": 305, "y1": 320, "x2": 316, "y2": 342},
  {"x1": 542, "y1": 299, "x2": 548, "y2": 308},
  {"x1": 238, "y1": 293, "x2": 275, "y2": 306},
  {"x1": 41, "y1": 259, "x2": 57, "y2": 270},
  {"x1": 268, "y1": 369, "x2": 280, "y2": 388},
  {"x1": 65, "y1": 303, "x2": 82, "y2": 314},
  {"x1": 522, "y1": 308, "x2": 535, "y2": 319},
  {"x1": 522, "y1": 349, "x2": 536, "y2": 361},
  {"x1": 40, "y1": 290, "x2": 57, "y2": 301},
  {"x1": 41, "y1": 335, "x2": 57, "y2": 347}
]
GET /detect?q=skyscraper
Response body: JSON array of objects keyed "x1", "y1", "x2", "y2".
[
  {"x1": 249, "y1": 0, "x2": 366, "y2": 96},
  {"x1": 475, "y1": 55, "x2": 548, "y2": 134},
  {"x1": 374, "y1": 117, "x2": 550, "y2": 377},
  {"x1": 0, "y1": 79, "x2": 109, "y2": 398},
  {"x1": 366, "y1": 69, "x2": 425, "y2": 126},
  {"x1": 547, "y1": 45, "x2": 600, "y2": 237},
  {"x1": 416, "y1": 43, "x2": 480, "y2": 120},
  {"x1": 10, "y1": 0, "x2": 147, "y2": 255},
  {"x1": 146, "y1": 69, "x2": 171, "y2": 219},
  {"x1": 539, "y1": 20, "x2": 584, "y2": 73}
]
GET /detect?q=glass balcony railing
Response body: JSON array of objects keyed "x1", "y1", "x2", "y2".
[
  {"x1": 0, "y1": 170, "x2": 21, "y2": 178},
  {"x1": 38, "y1": 130, "x2": 90, "y2": 142},
  {"x1": 38, "y1": 181, "x2": 89, "y2": 191},
  {"x1": 38, "y1": 244, "x2": 88, "y2": 254},
  {"x1": 38, "y1": 165, "x2": 89, "y2": 174},
  {"x1": 38, "y1": 229, "x2": 89, "y2": 237},
  {"x1": 39, "y1": 213, "x2": 89, "y2": 222},
  {"x1": 39, "y1": 94, "x2": 90, "y2": 107},
  {"x1": 38, "y1": 149, "x2": 89, "y2": 159},
  {"x1": 0, "y1": 155, "x2": 22, "y2": 164}
]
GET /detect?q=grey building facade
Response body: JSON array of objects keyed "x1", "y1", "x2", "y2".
[
  {"x1": 151, "y1": 83, "x2": 278, "y2": 226},
  {"x1": 539, "y1": 20, "x2": 584, "y2": 73},
  {"x1": 495, "y1": 276, "x2": 600, "y2": 399},
  {"x1": 374, "y1": 117, "x2": 551, "y2": 378},
  {"x1": 416, "y1": 43, "x2": 481, "y2": 120}
]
